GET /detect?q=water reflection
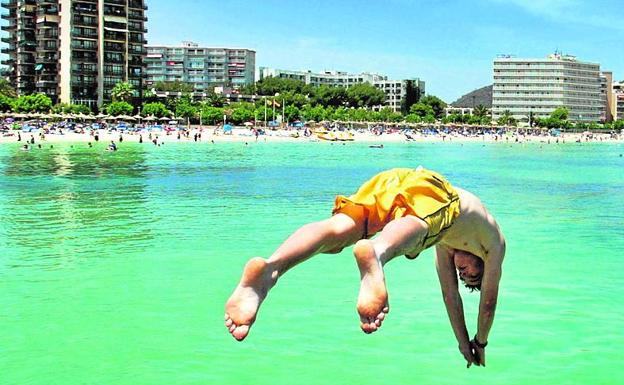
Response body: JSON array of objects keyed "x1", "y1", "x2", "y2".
[{"x1": 0, "y1": 144, "x2": 156, "y2": 269}]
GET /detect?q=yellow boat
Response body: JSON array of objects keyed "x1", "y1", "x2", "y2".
[
  {"x1": 317, "y1": 131, "x2": 337, "y2": 141},
  {"x1": 337, "y1": 132, "x2": 355, "y2": 141}
]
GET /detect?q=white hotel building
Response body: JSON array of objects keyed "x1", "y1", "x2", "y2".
[
  {"x1": 259, "y1": 67, "x2": 425, "y2": 112},
  {"x1": 492, "y1": 54, "x2": 604, "y2": 123}
]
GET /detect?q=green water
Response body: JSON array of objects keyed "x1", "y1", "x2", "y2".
[{"x1": 1, "y1": 141, "x2": 623, "y2": 385}]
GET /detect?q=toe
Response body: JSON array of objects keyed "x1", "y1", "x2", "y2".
[
  {"x1": 229, "y1": 324, "x2": 236, "y2": 333},
  {"x1": 225, "y1": 318, "x2": 233, "y2": 327},
  {"x1": 232, "y1": 325, "x2": 250, "y2": 341}
]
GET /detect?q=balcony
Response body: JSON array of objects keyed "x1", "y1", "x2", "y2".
[
  {"x1": 71, "y1": 29, "x2": 98, "y2": 39},
  {"x1": 2, "y1": 23, "x2": 17, "y2": 32},
  {"x1": 36, "y1": 54, "x2": 58, "y2": 63},
  {"x1": 73, "y1": 4, "x2": 97, "y2": 15},
  {"x1": 72, "y1": 16, "x2": 98, "y2": 27},
  {"x1": 1, "y1": 0, "x2": 17, "y2": 8},
  {"x1": 128, "y1": 0, "x2": 147, "y2": 10},
  {"x1": 104, "y1": 30, "x2": 126, "y2": 42}
]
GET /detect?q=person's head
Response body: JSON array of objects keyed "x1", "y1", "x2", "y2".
[{"x1": 453, "y1": 249, "x2": 484, "y2": 292}]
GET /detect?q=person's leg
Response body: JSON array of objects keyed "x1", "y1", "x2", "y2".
[
  {"x1": 354, "y1": 215, "x2": 428, "y2": 333},
  {"x1": 225, "y1": 213, "x2": 364, "y2": 341}
]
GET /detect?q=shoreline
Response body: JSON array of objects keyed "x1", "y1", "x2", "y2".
[{"x1": 1, "y1": 127, "x2": 621, "y2": 145}]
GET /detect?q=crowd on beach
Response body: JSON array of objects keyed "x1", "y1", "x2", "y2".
[{"x1": 2, "y1": 117, "x2": 622, "y2": 150}]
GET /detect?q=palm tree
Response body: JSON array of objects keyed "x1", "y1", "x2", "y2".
[
  {"x1": 111, "y1": 82, "x2": 135, "y2": 103},
  {"x1": 473, "y1": 104, "x2": 488, "y2": 118},
  {"x1": 207, "y1": 92, "x2": 226, "y2": 107}
]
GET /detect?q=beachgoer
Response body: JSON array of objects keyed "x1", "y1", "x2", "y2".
[
  {"x1": 225, "y1": 167, "x2": 506, "y2": 367},
  {"x1": 139, "y1": 135, "x2": 143, "y2": 144},
  {"x1": 107, "y1": 141, "x2": 117, "y2": 151}
]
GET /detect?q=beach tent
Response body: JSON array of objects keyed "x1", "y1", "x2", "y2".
[
  {"x1": 116, "y1": 115, "x2": 136, "y2": 121},
  {"x1": 223, "y1": 124, "x2": 233, "y2": 134}
]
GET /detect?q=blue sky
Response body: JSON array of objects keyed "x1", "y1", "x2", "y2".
[
  {"x1": 146, "y1": 0, "x2": 624, "y2": 102},
  {"x1": 2, "y1": 1, "x2": 620, "y2": 102}
]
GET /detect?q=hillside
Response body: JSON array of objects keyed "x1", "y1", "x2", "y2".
[{"x1": 451, "y1": 85, "x2": 493, "y2": 108}]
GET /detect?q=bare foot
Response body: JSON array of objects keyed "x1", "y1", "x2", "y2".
[
  {"x1": 224, "y1": 257, "x2": 275, "y2": 341},
  {"x1": 354, "y1": 239, "x2": 389, "y2": 334}
]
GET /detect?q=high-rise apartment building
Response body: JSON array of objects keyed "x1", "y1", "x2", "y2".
[
  {"x1": 144, "y1": 42, "x2": 255, "y2": 92},
  {"x1": 1, "y1": 0, "x2": 148, "y2": 108},
  {"x1": 492, "y1": 53, "x2": 604, "y2": 123},
  {"x1": 259, "y1": 67, "x2": 425, "y2": 112},
  {"x1": 613, "y1": 81, "x2": 624, "y2": 121}
]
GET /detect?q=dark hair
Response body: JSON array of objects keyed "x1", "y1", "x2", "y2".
[
  {"x1": 460, "y1": 278, "x2": 481, "y2": 292},
  {"x1": 459, "y1": 256, "x2": 483, "y2": 292}
]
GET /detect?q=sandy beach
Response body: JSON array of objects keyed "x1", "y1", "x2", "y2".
[{"x1": 0, "y1": 126, "x2": 621, "y2": 146}]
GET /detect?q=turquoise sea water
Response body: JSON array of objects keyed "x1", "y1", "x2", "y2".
[{"x1": 1, "y1": 141, "x2": 623, "y2": 385}]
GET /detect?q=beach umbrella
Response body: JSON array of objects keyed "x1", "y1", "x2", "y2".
[
  {"x1": 158, "y1": 116, "x2": 170, "y2": 121},
  {"x1": 104, "y1": 115, "x2": 117, "y2": 121},
  {"x1": 116, "y1": 115, "x2": 136, "y2": 121},
  {"x1": 95, "y1": 113, "x2": 108, "y2": 119},
  {"x1": 243, "y1": 122, "x2": 253, "y2": 127},
  {"x1": 84, "y1": 114, "x2": 96, "y2": 120},
  {"x1": 143, "y1": 116, "x2": 157, "y2": 121},
  {"x1": 133, "y1": 114, "x2": 142, "y2": 121}
]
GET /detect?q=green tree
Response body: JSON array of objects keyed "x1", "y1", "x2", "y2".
[
  {"x1": 283, "y1": 104, "x2": 300, "y2": 122},
  {"x1": 497, "y1": 110, "x2": 517, "y2": 126},
  {"x1": 207, "y1": 92, "x2": 226, "y2": 107},
  {"x1": 141, "y1": 102, "x2": 170, "y2": 118},
  {"x1": 312, "y1": 85, "x2": 347, "y2": 107},
  {"x1": 111, "y1": 82, "x2": 135, "y2": 103},
  {"x1": 175, "y1": 97, "x2": 198, "y2": 122},
  {"x1": 400, "y1": 80, "x2": 420, "y2": 115},
  {"x1": 0, "y1": 79, "x2": 16, "y2": 98},
  {"x1": 405, "y1": 113, "x2": 422, "y2": 123},
  {"x1": 13, "y1": 94, "x2": 52, "y2": 113},
  {"x1": 378, "y1": 107, "x2": 401, "y2": 122},
  {"x1": 419, "y1": 95, "x2": 447, "y2": 119},
  {"x1": 106, "y1": 101, "x2": 134, "y2": 116},
  {"x1": 473, "y1": 104, "x2": 488, "y2": 118},
  {"x1": 230, "y1": 103, "x2": 255, "y2": 124},
  {"x1": 409, "y1": 102, "x2": 435, "y2": 118},
  {"x1": 550, "y1": 107, "x2": 569, "y2": 121},
  {"x1": 201, "y1": 106, "x2": 224, "y2": 124},
  {"x1": 0, "y1": 94, "x2": 15, "y2": 111},
  {"x1": 153, "y1": 81, "x2": 195, "y2": 93},
  {"x1": 254, "y1": 76, "x2": 310, "y2": 96},
  {"x1": 346, "y1": 83, "x2": 386, "y2": 108}
]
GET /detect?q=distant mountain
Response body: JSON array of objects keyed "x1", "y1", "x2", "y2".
[{"x1": 451, "y1": 85, "x2": 493, "y2": 108}]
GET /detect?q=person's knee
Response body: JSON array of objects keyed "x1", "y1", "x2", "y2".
[{"x1": 326, "y1": 215, "x2": 355, "y2": 236}]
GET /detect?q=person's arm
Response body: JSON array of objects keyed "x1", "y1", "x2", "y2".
[
  {"x1": 472, "y1": 239, "x2": 505, "y2": 366},
  {"x1": 435, "y1": 245, "x2": 476, "y2": 367}
]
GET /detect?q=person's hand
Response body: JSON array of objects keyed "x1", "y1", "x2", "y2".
[
  {"x1": 470, "y1": 339, "x2": 486, "y2": 367},
  {"x1": 459, "y1": 342, "x2": 478, "y2": 368}
]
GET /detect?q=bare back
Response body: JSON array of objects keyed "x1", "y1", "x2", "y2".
[{"x1": 439, "y1": 187, "x2": 505, "y2": 261}]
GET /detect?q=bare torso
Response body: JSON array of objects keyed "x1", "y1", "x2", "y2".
[{"x1": 439, "y1": 187, "x2": 505, "y2": 260}]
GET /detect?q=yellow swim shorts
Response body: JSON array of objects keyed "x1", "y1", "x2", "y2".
[{"x1": 332, "y1": 167, "x2": 461, "y2": 256}]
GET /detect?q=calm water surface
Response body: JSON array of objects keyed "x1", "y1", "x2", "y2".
[{"x1": 1, "y1": 141, "x2": 623, "y2": 385}]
